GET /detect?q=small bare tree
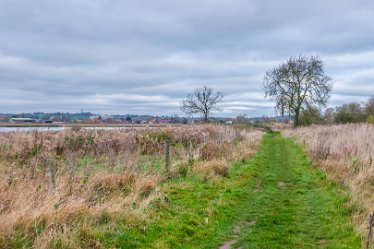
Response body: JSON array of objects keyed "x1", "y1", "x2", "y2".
[
  {"x1": 263, "y1": 55, "x2": 332, "y2": 127},
  {"x1": 181, "y1": 86, "x2": 225, "y2": 122}
]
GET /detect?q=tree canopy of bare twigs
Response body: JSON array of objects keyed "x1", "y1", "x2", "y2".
[
  {"x1": 180, "y1": 86, "x2": 225, "y2": 122},
  {"x1": 263, "y1": 55, "x2": 332, "y2": 127},
  {"x1": 366, "y1": 96, "x2": 374, "y2": 116}
]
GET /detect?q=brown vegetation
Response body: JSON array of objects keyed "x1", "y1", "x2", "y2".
[
  {"x1": 0, "y1": 125, "x2": 262, "y2": 248},
  {"x1": 284, "y1": 124, "x2": 374, "y2": 237}
]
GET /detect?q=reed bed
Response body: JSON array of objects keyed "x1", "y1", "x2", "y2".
[
  {"x1": 0, "y1": 124, "x2": 262, "y2": 248},
  {"x1": 284, "y1": 124, "x2": 374, "y2": 237}
]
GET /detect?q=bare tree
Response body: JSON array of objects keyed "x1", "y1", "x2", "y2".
[
  {"x1": 180, "y1": 86, "x2": 225, "y2": 122},
  {"x1": 263, "y1": 55, "x2": 332, "y2": 127},
  {"x1": 365, "y1": 96, "x2": 374, "y2": 116}
]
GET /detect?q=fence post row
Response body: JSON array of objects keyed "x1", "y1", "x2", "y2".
[{"x1": 164, "y1": 140, "x2": 171, "y2": 174}]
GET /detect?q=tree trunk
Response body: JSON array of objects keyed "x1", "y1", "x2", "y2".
[
  {"x1": 204, "y1": 112, "x2": 208, "y2": 122},
  {"x1": 294, "y1": 110, "x2": 300, "y2": 127}
]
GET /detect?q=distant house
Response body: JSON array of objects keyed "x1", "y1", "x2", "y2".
[
  {"x1": 133, "y1": 119, "x2": 148, "y2": 124},
  {"x1": 89, "y1": 115, "x2": 100, "y2": 120},
  {"x1": 9, "y1": 118, "x2": 36, "y2": 123}
]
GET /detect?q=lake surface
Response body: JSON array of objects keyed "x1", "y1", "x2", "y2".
[{"x1": 0, "y1": 126, "x2": 154, "y2": 133}]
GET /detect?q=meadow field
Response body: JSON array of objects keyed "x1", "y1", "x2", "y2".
[
  {"x1": 0, "y1": 124, "x2": 262, "y2": 248},
  {"x1": 0, "y1": 123, "x2": 372, "y2": 249}
]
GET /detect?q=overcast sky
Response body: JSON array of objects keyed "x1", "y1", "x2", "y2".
[{"x1": 0, "y1": 0, "x2": 373, "y2": 117}]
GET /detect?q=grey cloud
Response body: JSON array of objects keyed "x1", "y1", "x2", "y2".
[{"x1": 0, "y1": 0, "x2": 374, "y2": 117}]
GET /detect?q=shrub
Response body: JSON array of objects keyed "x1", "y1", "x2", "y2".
[{"x1": 367, "y1": 115, "x2": 374, "y2": 124}]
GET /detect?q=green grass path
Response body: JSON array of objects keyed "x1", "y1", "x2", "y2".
[{"x1": 99, "y1": 133, "x2": 361, "y2": 248}]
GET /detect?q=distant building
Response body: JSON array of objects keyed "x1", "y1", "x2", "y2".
[
  {"x1": 89, "y1": 115, "x2": 100, "y2": 120},
  {"x1": 133, "y1": 119, "x2": 148, "y2": 124},
  {"x1": 9, "y1": 118, "x2": 36, "y2": 123}
]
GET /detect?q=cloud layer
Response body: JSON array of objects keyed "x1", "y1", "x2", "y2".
[{"x1": 1, "y1": 0, "x2": 373, "y2": 116}]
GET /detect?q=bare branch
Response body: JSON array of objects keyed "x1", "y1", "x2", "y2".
[
  {"x1": 180, "y1": 86, "x2": 225, "y2": 122},
  {"x1": 263, "y1": 55, "x2": 332, "y2": 127}
]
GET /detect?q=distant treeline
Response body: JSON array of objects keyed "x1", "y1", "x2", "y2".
[{"x1": 298, "y1": 96, "x2": 374, "y2": 125}]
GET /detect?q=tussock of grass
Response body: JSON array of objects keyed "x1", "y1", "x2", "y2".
[{"x1": 193, "y1": 159, "x2": 229, "y2": 180}]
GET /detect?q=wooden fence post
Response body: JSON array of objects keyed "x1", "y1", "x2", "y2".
[
  {"x1": 49, "y1": 160, "x2": 56, "y2": 192},
  {"x1": 188, "y1": 140, "x2": 193, "y2": 163},
  {"x1": 366, "y1": 211, "x2": 374, "y2": 249},
  {"x1": 164, "y1": 140, "x2": 171, "y2": 174},
  {"x1": 7, "y1": 175, "x2": 13, "y2": 187}
]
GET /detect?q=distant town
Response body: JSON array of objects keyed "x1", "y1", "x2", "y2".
[{"x1": 0, "y1": 112, "x2": 290, "y2": 125}]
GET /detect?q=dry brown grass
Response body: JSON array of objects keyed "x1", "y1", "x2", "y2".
[
  {"x1": 0, "y1": 169, "x2": 163, "y2": 248},
  {"x1": 0, "y1": 124, "x2": 262, "y2": 248},
  {"x1": 284, "y1": 124, "x2": 374, "y2": 236},
  {"x1": 268, "y1": 122, "x2": 293, "y2": 131},
  {"x1": 193, "y1": 159, "x2": 230, "y2": 181}
]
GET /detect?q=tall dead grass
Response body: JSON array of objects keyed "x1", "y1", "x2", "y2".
[
  {"x1": 0, "y1": 125, "x2": 262, "y2": 248},
  {"x1": 284, "y1": 124, "x2": 374, "y2": 238}
]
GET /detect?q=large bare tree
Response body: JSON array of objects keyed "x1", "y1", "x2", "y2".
[
  {"x1": 180, "y1": 86, "x2": 225, "y2": 122},
  {"x1": 263, "y1": 55, "x2": 332, "y2": 127}
]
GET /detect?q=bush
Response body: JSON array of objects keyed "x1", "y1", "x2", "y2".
[{"x1": 367, "y1": 115, "x2": 374, "y2": 124}]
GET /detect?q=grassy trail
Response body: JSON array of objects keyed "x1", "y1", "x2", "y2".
[
  {"x1": 98, "y1": 133, "x2": 361, "y2": 248},
  {"x1": 228, "y1": 132, "x2": 361, "y2": 249}
]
